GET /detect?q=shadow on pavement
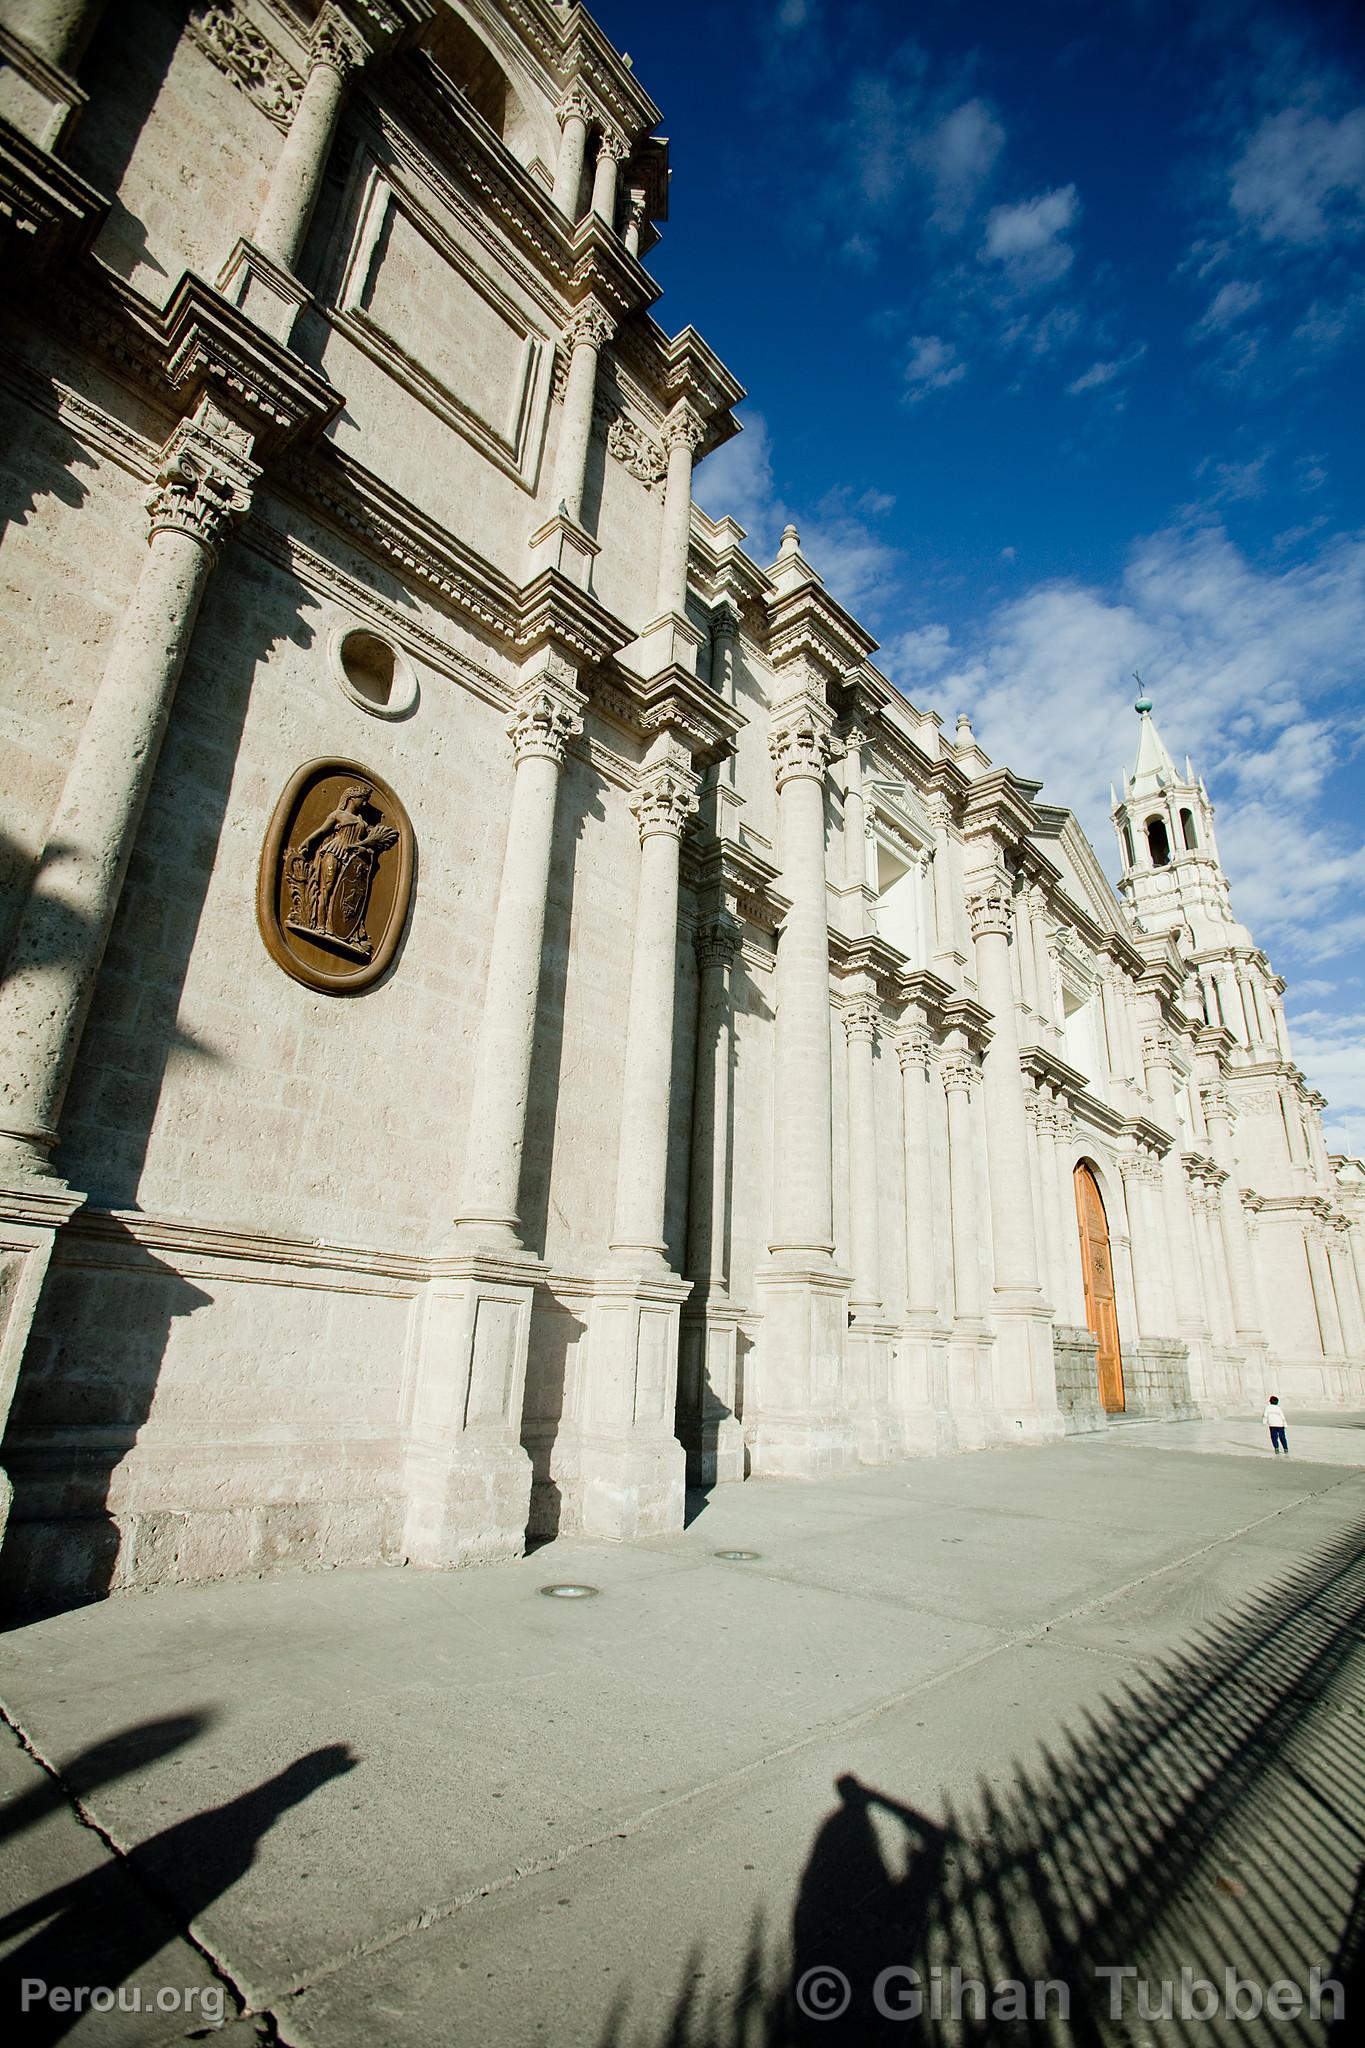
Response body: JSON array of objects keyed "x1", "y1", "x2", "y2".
[
  {"x1": 0, "y1": 1740, "x2": 357, "y2": 2044},
  {"x1": 601, "y1": 1517, "x2": 1365, "y2": 2045}
]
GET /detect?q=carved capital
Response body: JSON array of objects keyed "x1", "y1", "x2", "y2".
[
  {"x1": 507, "y1": 680, "x2": 583, "y2": 764},
  {"x1": 694, "y1": 911, "x2": 742, "y2": 971},
  {"x1": 710, "y1": 599, "x2": 741, "y2": 647},
  {"x1": 557, "y1": 84, "x2": 595, "y2": 129},
  {"x1": 967, "y1": 883, "x2": 1013, "y2": 943},
  {"x1": 1141, "y1": 1033, "x2": 1173, "y2": 1073},
  {"x1": 1200, "y1": 1083, "x2": 1232, "y2": 1126},
  {"x1": 660, "y1": 400, "x2": 707, "y2": 458},
  {"x1": 843, "y1": 997, "x2": 879, "y2": 1047},
  {"x1": 896, "y1": 1028, "x2": 934, "y2": 1073},
  {"x1": 631, "y1": 757, "x2": 700, "y2": 840},
  {"x1": 144, "y1": 412, "x2": 257, "y2": 556},
  {"x1": 940, "y1": 1051, "x2": 978, "y2": 1096},
  {"x1": 597, "y1": 124, "x2": 629, "y2": 163},
  {"x1": 563, "y1": 299, "x2": 615, "y2": 354},
  {"x1": 768, "y1": 698, "x2": 836, "y2": 790},
  {"x1": 927, "y1": 795, "x2": 955, "y2": 833},
  {"x1": 310, "y1": 4, "x2": 370, "y2": 77}
]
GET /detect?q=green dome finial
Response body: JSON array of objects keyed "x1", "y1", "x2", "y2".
[{"x1": 1132, "y1": 670, "x2": 1152, "y2": 715}]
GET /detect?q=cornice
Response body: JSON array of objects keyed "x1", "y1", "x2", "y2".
[
  {"x1": 516, "y1": 566, "x2": 632, "y2": 668},
  {"x1": 0, "y1": 108, "x2": 109, "y2": 258},
  {"x1": 162, "y1": 271, "x2": 341, "y2": 443}
]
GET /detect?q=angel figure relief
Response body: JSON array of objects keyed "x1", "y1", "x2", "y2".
[{"x1": 284, "y1": 781, "x2": 399, "y2": 960}]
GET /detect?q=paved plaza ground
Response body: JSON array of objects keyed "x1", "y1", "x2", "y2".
[{"x1": 3, "y1": 1416, "x2": 1365, "y2": 2045}]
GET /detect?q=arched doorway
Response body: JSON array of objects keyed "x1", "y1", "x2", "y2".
[{"x1": 1074, "y1": 1162, "x2": 1125, "y2": 1412}]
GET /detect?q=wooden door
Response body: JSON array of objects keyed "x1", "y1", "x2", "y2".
[{"x1": 1074, "y1": 1162, "x2": 1125, "y2": 1412}]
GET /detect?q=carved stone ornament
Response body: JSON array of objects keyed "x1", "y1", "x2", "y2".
[
  {"x1": 967, "y1": 883, "x2": 1013, "y2": 942},
  {"x1": 188, "y1": 5, "x2": 305, "y2": 128},
  {"x1": 258, "y1": 759, "x2": 414, "y2": 994}
]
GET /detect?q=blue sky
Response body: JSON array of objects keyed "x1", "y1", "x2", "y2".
[{"x1": 591, "y1": 0, "x2": 1365, "y2": 1149}]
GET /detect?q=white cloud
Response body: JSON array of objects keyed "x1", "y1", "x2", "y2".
[
  {"x1": 1230, "y1": 105, "x2": 1365, "y2": 244},
  {"x1": 1067, "y1": 343, "x2": 1147, "y2": 396},
  {"x1": 1285, "y1": 1008, "x2": 1365, "y2": 1156},
  {"x1": 694, "y1": 411, "x2": 783, "y2": 559},
  {"x1": 1194, "y1": 278, "x2": 1264, "y2": 334},
  {"x1": 982, "y1": 184, "x2": 1079, "y2": 289},
  {"x1": 939, "y1": 524, "x2": 1365, "y2": 965},
  {"x1": 923, "y1": 98, "x2": 1005, "y2": 231},
  {"x1": 904, "y1": 333, "x2": 967, "y2": 400}
]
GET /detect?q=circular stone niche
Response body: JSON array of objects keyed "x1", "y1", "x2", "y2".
[{"x1": 330, "y1": 623, "x2": 419, "y2": 719}]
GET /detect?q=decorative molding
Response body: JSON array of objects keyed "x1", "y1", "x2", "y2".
[
  {"x1": 940, "y1": 1052, "x2": 978, "y2": 1096},
  {"x1": 631, "y1": 753, "x2": 700, "y2": 840},
  {"x1": 768, "y1": 695, "x2": 837, "y2": 790},
  {"x1": 967, "y1": 883, "x2": 1012, "y2": 942},
  {"x1": 188, "y1": 4, "x2": 305, "y2": 128},
  {"x1": 843, "y1": 997, "x2": 879, "y2": 1047}
]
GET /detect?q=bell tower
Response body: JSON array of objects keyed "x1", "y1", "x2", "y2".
[{"x1": 1111, "y1": 687, "x2": 1244, "y2": 951}]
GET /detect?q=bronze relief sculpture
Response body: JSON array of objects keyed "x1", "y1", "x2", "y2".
[{"x1": 258, "y1": 759, "x2": 414, "y2": 992}]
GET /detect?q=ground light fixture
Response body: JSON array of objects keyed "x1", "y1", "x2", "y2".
[
  {"x1": 713, "y1": 1549, "x2": 761, "y2": 1560},
  {"x1": 538, "y1": 1582, "x2": 601, "y2": 1598}
]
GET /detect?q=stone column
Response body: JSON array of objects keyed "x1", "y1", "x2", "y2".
[
  {"x1": 1330, "y1": 1227, "x2": 1365, "y2": 1360},
  {"x1": 608, "y1": 750, "x2": 699, "y2": 1264},
  {"x1": 0, "y1": 402, "x2": 256, "y2": 1184},
  {"x1": 898, "y1": 1026, "x2": 938, "y2": 1321},
  {"x1": 1029, "y1": 886, "x2": 1056, "y2": 1034},
  {"x1": 407, "y1": 653, "x2": 585, "y2": 1571},
  {"x1": 655, "y1": 401, "x2": 705, "y2": 616},
  {"x1": 844, "y1": 989, "x2": 891, "y2": 1458},
  {"x1": 928, "y1": 797, "x2": 959, "y2": 972},
  {"x1": 570, "y1": 742, "x2": 698, "y2": 1539},
  {"x1": 1306, "y1": 1228, "x2": 1346, "y2": 1358},
  {"x1": 1200, "y1": 1083, "x2": 1264, "y2": 1346},
  {"x1": 679, "y1": 910, "x2": 744, "y2": 1484},
  {"x1": 1121, "y1": 1154, "x2": 1173, "y2": 1342},
  {"x1": 590, "y1": 125, "x2": 627, "y2": 226},
  {"x1": 1027, "y1": 1090, "x2": 1058, "y2": 1312},
  {"x1": 1098, "y1": 970, "x2": 1129, "y2": 1095},
  {"x1": 1142, "y1": 1036, "x2": 1210, "y2": 1380},
  {"x1": 4, "y1": 0, "x2": 104, "y2": 68},
  {"x1": 968, "y1": 882, "x2": 1040, "y2": 1296},
  {"x1": 253, "y1": 5, "x2": 365, "y2": 273},
  {"x1": 452, "y1": 663, "x2": 584, "y2": 1250},
  {"x1": 942, "y1": 1052, "x2": 981, "y2": 1322},
  {"x1": 751, "y1": 692, "x2": 852, "y2": 1477},
  {"x1": 0, "y1": 0, "x2": 108, "y2": 146},
  {"x1": 553, "y1": 299, "x2": 614, "y2": 523},
  {"x1": 623, "y1": 187, "x2": 648, "y2": 258},
  {"x1": 769, "y1": 700, "x2": 837, "y2": 1260},
  {"x1": 552, "y1": 86, "x2": 592, "y2": 218},
  {"x1": 1014, "y1": 883, "x2": 1039, "y2": 1020},
  {"x1": 1049, "y1": 1102, "x2": 1082, "y2": 1324},
  {"x1": 842, "y1": 724, "x2": 869, "y2": 935}
]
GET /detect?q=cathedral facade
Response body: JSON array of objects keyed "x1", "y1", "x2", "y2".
[{"x1": 1, "y1": 0, "x2": 1362, "y2": 1607}]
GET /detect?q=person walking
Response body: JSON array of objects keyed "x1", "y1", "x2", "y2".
[{"x1": 1263, "y1": 1395, "x2": 1289, "y2": 1456}]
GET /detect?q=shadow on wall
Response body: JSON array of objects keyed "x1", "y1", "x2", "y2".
[
  {"x1": 0, "y1": 1731, "x2": 357, "y2": 2046},
  {"x1": 0, "y1": 1229, "x2": 213, "y2": 1614},
  {"x1": 598, "y1": 1516, "x2": 1365, "y2": 2045}
]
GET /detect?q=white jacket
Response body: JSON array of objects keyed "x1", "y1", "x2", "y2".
[{"x1": 1263, "y1": 1403, "x2": 1288, "y2": 1428}]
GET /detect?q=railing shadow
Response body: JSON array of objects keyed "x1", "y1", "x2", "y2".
[{"x1": 601, "y1": 1516, "x2": 1365, "y2": 2045}]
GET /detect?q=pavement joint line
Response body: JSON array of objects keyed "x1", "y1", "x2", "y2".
[
  {"x1": 0, "y1": 1700, "x2": 283, "y2": 2044},
  {"x1": 246, "y1": 1464, "x2": 1365, "y2": 2008}
]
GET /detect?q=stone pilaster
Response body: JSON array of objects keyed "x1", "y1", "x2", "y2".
[
  {"x1": 1200, "y1": 1081, "x2": 1267, "y2": 1360},
  {"x1": 1142, "y1": 1033, "x2": 1214, "y2": 1403},
  {"x1": 564, "y1": 741, "x2": 699, "y2": 1539},
  {"x1": 893, "y1": 1023, "x2": 953, "y2": 1453},
  {"x1": 405, "y1": 653, "x2": 586, "y2": 1570},
  {"x1": 843, "y1": 989, "x2": 893, "y2": 1459}
]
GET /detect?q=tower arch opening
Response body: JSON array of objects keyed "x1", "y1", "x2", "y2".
[{"x1": 1146, "y1": 815, "x2": 1171, "y2": 867}]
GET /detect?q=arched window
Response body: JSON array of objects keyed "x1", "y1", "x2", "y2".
[
  {"x1": 1122, "y1": 822, "x2": 1135, "y2": 868},
  {"x1": 1180, "y1": 807, "x2": 1198, "y2": 851},
  {"x1": 1146, "y1": 815, "x2": 1171, "y2": 867}
]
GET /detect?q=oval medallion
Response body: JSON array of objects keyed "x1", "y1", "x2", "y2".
[{"x1": 257, "y1": 759, "x2": 414, "y2": 994}]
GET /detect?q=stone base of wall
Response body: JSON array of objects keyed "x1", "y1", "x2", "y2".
[
  {"x1": 1122, "y1": 1338, "x2": 1200, "y2": 1420},
  {"x1": 1052, "y1": 1324, "x2": 1106, "y2": 1434}
]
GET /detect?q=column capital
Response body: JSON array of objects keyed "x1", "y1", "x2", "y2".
[
  {"x1": 768, "y1": 694, "x2": 837, "y2": 790},
  {"x1": 596, "y1": 123, "x2": 629, "y2": 162},
  {"x1": 661, "y1": 398, "x2": 707, "y2": 455},
  {"x1": 941, "y1": 1051, "x2": 978, "y2": 1095},
  {"x1": 710, "y1": 598, "x2": 741, "y2": 646},
  {"x1": 896, "y1": 1027, "x2": 934, "y2": 1073},
  {"x1": 507, "y1": 675, "x2": 584, "y2": 764},
  {"x1": 694, "y1": 911, "x2": 742, "y2": 970},
  {"x1": 631, "y1": 754, "x2": 700, "y2": 840},
  {"x1": 842, "y1": 996, "x2": 879, "y2": 1047},
  {"x1": 966, "y1": 881, "x2": 1012, "y2": 942},
  {"x1": 1200, "y1": 1082, "x2": 1232, "y2": 1125},
  {"x1": 310, "y1": 3, "x2": 381, "y2": 78},
  {"x1": 1141, "y1": 1032, "x2": 1174, "y2": 1072},
  {"x1": 563, "y1": 298, "x2": 616, "y2": 353},
  {"x1": 556, "y1": 83, "x2": 596, "y2": 128},
  {"x1": 144, "y1": 407, "x2": 258, "y2": 557}
]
